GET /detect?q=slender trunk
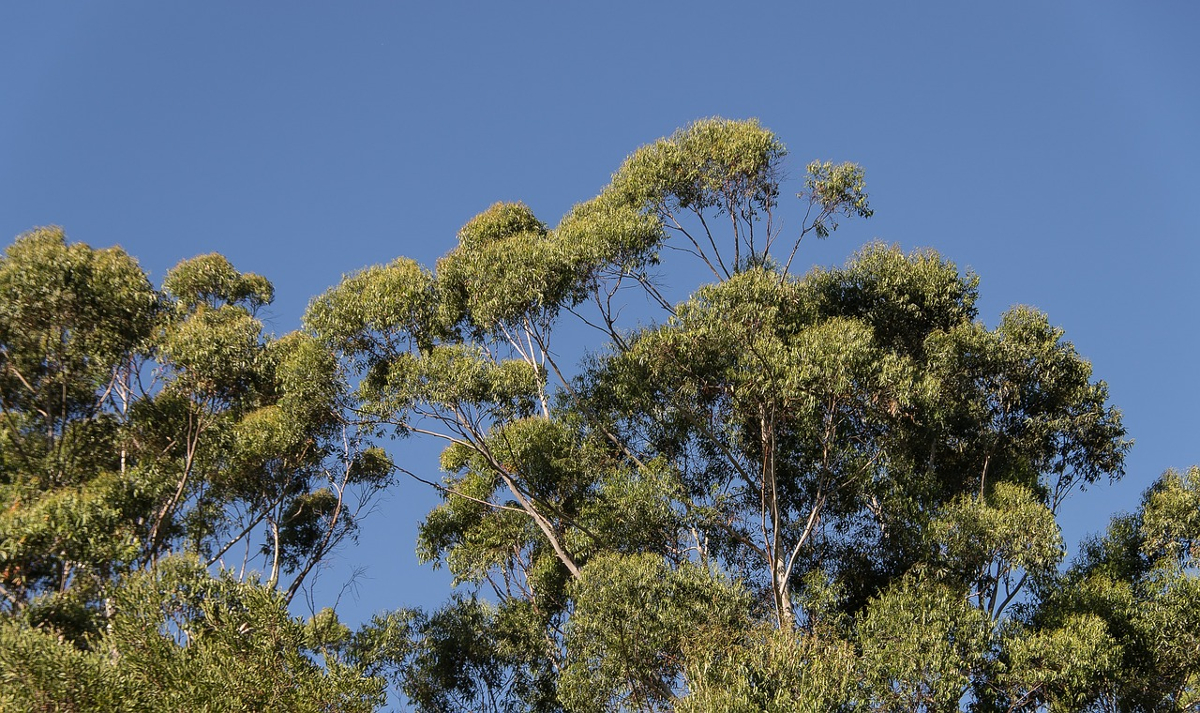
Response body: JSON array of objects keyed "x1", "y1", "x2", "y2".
[
  {"x1": 774, "y1": 557, "x2": 795, "y2": 630},
  {"x1": 761, "y1": 407, "x2": 796, "y2": 630},
  {"x1": 267, "y1": 518, "x2": 281, "y2": 588}
]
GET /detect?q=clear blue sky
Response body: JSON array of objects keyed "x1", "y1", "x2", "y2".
[{"x1": 3, "y1": 2, "x2": 1198, "y2": 627}]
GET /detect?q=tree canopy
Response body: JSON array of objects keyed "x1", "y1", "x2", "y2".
[{"x1": 2, "y1": 119, "x2": 1196, "y2": 712}]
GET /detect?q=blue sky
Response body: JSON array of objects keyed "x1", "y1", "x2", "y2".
[{"x1": 2, "y1": 3, "x2": 1198, "y2": 626}]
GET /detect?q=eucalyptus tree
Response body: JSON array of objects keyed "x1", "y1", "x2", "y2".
[
  {"x1": 308, "y1": 118, "x2": 1131, "y2": 710},
  {"x1": 152, "y1": 252, "x2": 392, "y2": 602},
  {"x1": 0, "y1": 227, "x2": 391, "y2": 706},
  {"x1": 304, "y1": 118, "x2": 875, "y2": 706},
  {"x1": 994, "y1": 466, "x2": 1200, "y2": 711},
  {"x1": 0, "y1": 117, "x2": 1175, "y2": 711},
  {"x1": 0, "y1": 227, "x2": 159, "y2": 620}
]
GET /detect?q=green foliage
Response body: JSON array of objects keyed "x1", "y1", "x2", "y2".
[
  {"x1": 375, "y1": 597, "x2": 559, "y2": 713},
  {"x1": 574, "y1": 459, "x2": 683, "y2": 558},
  {"x1": 991, "y1": 613, "x2": 1119, "y2": 712},
  {"x1": 929, "y1": 482, "x2": 1064, "y2": 615},
  {"x1": 924, "y1": 306, "x2": 1128, "y2": 499},
  {"x1": 0, "y1": 470, "x2": 141, "y2": 628},
  {"x1": 0, "y1": 618, "x2": 128, "y2": 712},
  {"x1": 1024, "y1": 467, "x2": 1200, "y2": 710},
  {"x1": 575, "y1": 241, "x2": 1125, "y2": 634},
  {"x1": 112, "y1": 558, "x2": 381, "y2": 711},
  {"x1": 856, "y1": 575, "x2": 989, "y2": 712},
  {"x1": 2, "y1": 121, "x2": 1170, "y2": 712},
  {"x1": 1140, "y1": 466, "x2": 1200, "y2": 568},
  {"x1": 0, "y1": 228, "x2": 158, "y2": 615},
  {"x1": 0, "y1": 557, "x2": 383, "y2": 712},
  {"x1": 0, "y1": 227, "x2": 158, "y2": 381},
  {"x1": 367, "y1": 345, "x2": 541, "y2": 419},
  {"x1": 804, "y1": 241, "x2": 978, "y2": 357},
  {"x1": 1, "y1": 227, "x2": 392, "y2": 709},
  {"x1": 318, "y1": 121, "x2": 1132, "y2": 711},
  {"x1": 269, "y1": 330, "x2": 344, "y2": 431},
  {"x1": 679, "y1": 624, "x2": 858, "y2": 713},
  {"x1": 305, "y1": 257, "x2": 440, "y2": 358},
  {"x1": 417, "y1": 416, "x2": 595, "y2": 590},
  {"x1": 552, "y1": 190, "x2": 663, "y2": 275},
  {"x1": 160, "y1": 302, "x2": 266, "y2": 399},
  {"x1": 803, "y1": 160, "x2": 873, "y2": 238},
  {"x1": 610, "y1": 117, "x2": 785, "y2": 216},
  {"x1": 561, "y1": 553, "x2": 748, "y2": 713},
  {"x1": 438, "y1": 202, "x2": 580, "y2": 332},
  {"x1": 0, "y1": 228, "x2": 158, "y2": 488},
  {"x1": 162, "y1": 252, "x2": 273, "y2": 313}
]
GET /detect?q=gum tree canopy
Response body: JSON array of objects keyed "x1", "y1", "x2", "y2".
[
  {"x1": 305, "y1": 119, "x2": 1183, "y2": 712},
  {"x1": 0, "y1": 228, "x2": 391, "y2": 710},
  {"x1": 3, "y1": 119, "x2": 1195, "y2": 712}
]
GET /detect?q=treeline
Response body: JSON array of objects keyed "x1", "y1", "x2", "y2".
[{"x1": 1, "y1": 120, "x2": 1197, "y2": 711}]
